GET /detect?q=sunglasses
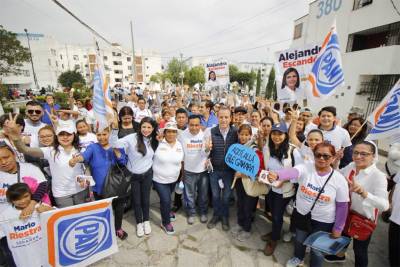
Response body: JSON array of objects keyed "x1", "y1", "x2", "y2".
[
  {"x1": 27, "y1": 110, "x2": 42, "y2": 115},
  {"x1": 314, "y1": 153, "x2": 333, "y2": 160}
]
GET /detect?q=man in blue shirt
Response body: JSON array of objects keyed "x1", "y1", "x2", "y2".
[
  {"x1": 199, "y1": 100, "x2": 218, "y2": 130},
  {"x1": 41, "y1": 94, "x2": 60, "y2": 125}
]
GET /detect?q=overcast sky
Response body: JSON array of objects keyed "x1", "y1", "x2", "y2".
[{"x1": 1, "y1": 0, "x2": 310, "y2": 63}]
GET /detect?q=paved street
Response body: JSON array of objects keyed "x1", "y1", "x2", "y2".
[{"x1": 92, "y1": 159, "x2": 390, "y2": 267}]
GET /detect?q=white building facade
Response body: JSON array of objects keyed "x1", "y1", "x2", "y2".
[
  {"x1": 1, "y1": 33, "x2": 162, "y2": 90},
  {"x1": 291, "y1": 0, "x2": 400, "y2": 119}
]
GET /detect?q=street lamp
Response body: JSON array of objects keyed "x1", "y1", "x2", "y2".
[{"x1": 24, "y1": 28, "x2": 39, "y2": 89}]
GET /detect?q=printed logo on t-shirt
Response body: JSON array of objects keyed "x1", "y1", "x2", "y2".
[
  {"x1": 300, "y1": 182, "x2": 331, "y2": 204},
  {"x1": 0, "y1": 183, "x2": 11, "y2": 203},
  {"x1": 9, "y1": 221, "x2": 42, "y2": 248}
]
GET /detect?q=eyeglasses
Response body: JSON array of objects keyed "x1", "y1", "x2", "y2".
[
  {"x1": 27, "y1": 110, "x2": 42, "y2": 115},
  {"x1": 314, "y1": 153, "x2": 333, "y2": 160},
  {"x1": 353, "y1": 151, "x2": 373, "y2": 157}
]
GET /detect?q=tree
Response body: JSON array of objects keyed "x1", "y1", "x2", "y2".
[
  {"x1": 229, "y1": 64, "x2": 239, "y2": 82},
  {"x1": 255, "y1": 69, "x2": 262, "y2": 96},
  {"x1": 150, "y1": 72, "x2": 171, "y2": 89},
  {"x1": 184, "y1": 66, "x2": 205, "y2": 87},
  {"x1": 0, "y1": 25, "x2": 30, "y2": 76},
  {"x1": 58, "y1": 70, "x2": 85, "y2": 88},
  {"x1": 265, "y1": 67, "x2": 276, "y2": 100},
  {"x1": 166, "y1": 58, "x2": 189, "y2": 85}
]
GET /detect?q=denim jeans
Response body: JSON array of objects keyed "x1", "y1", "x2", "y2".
[
  {"x1": 183, "y1": 170, "x2": 209, "y2": 216},
  {"x1": 209, "y1": 170, "x2": 234, "y2": 218},
  {"x1": 294, "y1": 219, "x2": 334, "y2": 267},
  {"x1": 235, "y1": 179, "x2": 258, "y2": 232},
  {"x1": 131, "y1": 168, "x2": 153, "y2": 224},
  {"x1": 153, "y1": 180, "x2": 176, "y2": 226},
  {"x1": 268, "y1": 191, "x2": 291, "y2": 240}
]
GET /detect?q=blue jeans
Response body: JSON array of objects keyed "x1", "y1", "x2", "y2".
[
  {"x1": 268, "y1": 191, "x2": 291, "y2": 240},
  {"x1": 153, "y1": 181, "x2": 176, "y2": 226},
  {"x1": 294, "y1": 219, "x2": 334, "y2": 267},
  {"x1": 209, "y1": 170, "x2": 234, "y2": 218},
  {"x1": 183, "y1": 170, "x2": 209, "y2": 216}
]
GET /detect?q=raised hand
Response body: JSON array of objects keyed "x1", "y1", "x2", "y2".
[
  {"x1": 3, "y1": 113, "x2": 21, "y2": 140},
  {"x1": 267, "y1": 171, "x2": 278, "y2": 183}
]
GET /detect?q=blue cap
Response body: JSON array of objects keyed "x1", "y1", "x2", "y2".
[{"x1": 271, "y1": 123, "x2": 288, "y2": 133}]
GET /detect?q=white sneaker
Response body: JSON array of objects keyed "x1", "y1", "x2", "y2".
[
  {"x1": 283, "y1": 231, "x2": 293, "y2": 242},
  {"x1": 136, "y1": 223, "x2": 144, "y2": 237},
  {"x1": 286, "y1": 257, "x2": 304, "y2": 267},
  {"x1": 143, "y1": 221, "x2": 151, "y2": 235}
]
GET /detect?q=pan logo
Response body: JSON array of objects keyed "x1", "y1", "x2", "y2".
[
  {"x1": 371, "y1": 87, "x2": 400, "y2": 134},
  {"x1": 58, "y1": 210, "x2": 112, "y2": 266}
]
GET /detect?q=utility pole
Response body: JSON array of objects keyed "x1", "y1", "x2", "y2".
[
  {"x1": 180, "y1": 53, "x2": 184, "y2": 93},
  {"x1": 130, "y1": 21, "x2": 136, "y2": 87},
  {"x1": 24, "y1": 29, "x2": 39, "y2": 90}
]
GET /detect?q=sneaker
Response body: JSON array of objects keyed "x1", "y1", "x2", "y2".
[
  {"x1": 200, "y1": 214, "x2": 208, "y2": 223},
  {"x1": 116, "y1": 229, "x2": 128, "y2": 240},
  {"x1": 187, "y1": 216, "x2": 195, "y2": 225},
  {"x1": 230, "y1": 224, "x2": 243, "y2": 236},
  {"x1": 136, "y1": 223, "x2": 144, "y2": 237},
  {"x1": 207, "y1": 216, "x2": 220, "y2": 229},
  {"x1": 143, "y1": 221, "x2": 151, "y2": 235},
  {"x1": 263, "y1": 240, "x2": 277, "y2": 256},
  {"x1": 161, "y1": 223, "x2": 175, "y2": 235},
  {"x1": 170, "y1": 212, "x2": 176, "y2": 222},
  {"x1": 283, "y1": 231, "x2": 293, "y2": 243},
  {"x1": 286, "y1": 257, "x2": 304, "y2": 267},
  {"x1": 261, "y1": 232, "x2": 272, "y2": 242},
  {"x1": 236, "y1": 231, "x2": 251, "y2": 242},
  {"x1": 324, "y1": 254, "x2": 346, "y2": 263},
  {"x1": 221, "y1": 217, "x2": 230, "y2": 231}
]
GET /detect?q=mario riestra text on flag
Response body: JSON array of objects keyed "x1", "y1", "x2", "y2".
[
  {"x1": 40, "y1": 198, "x2": 118, "y2": 267},
  {"x1": 366, "y1": 79, "x2": 400, "y2": 141},
  {"x1": 93, "y1": 41, "x2": 115, "y2": 131},
  {"x1": 306, "y1": 20, "x2": 344, "y2": 102}
]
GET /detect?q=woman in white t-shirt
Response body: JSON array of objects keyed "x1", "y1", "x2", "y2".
[
  {"x1": 5, "y1": 118, "x2": 88, "y2": 208},
  {"x1": 267, "y1": 142, "x2": 349, "y2": 267},
  {"x1": 325, "y1": 141, "x2": 389, "y2": 266},
  {"x1": 152, "y1": 122, "x2": 184, "y2": 235},
  {"x1": 76, "y1": 120, "x2": 97, "y2": 152}
]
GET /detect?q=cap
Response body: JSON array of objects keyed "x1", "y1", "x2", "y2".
[
  {"x1": 349, "y1": 106, "x2": 364, "y2": 115},
  {"x1": 234, "y1": 106, "x2": 247, "y2": 114},
  {"x1": 271, "y1": 123, "x2": 288, "y2": 133},
  {"x1": 300, "y1": 107, "x2": 312, "y2": 114},
  {"x1": 56, "y1": 121, "x2": 76, "y2": 135},
  {"x1": 163, "y1": 121, "x2": 178, "y2": 131}
]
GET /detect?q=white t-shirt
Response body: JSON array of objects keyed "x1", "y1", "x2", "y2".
[
  {"x1": 134, "y1": 108, "x2": 152, "y2": 123},
  {"x1": 0, "y1": 207, "x2": 45, "y2": 267},
  {"x1": 0, "y1": 138, "x2": 25, "y2": 163},
  {"x1": 277, "y1": 86, "x2": 305, "y2": 105},
  {"x1": 152, "y1": 140, "x2": 184, "y2": 184},
  {"x1": 40, "y1": 147, "x2": 85, "y2": 198},
  {"x1": 79, "y1": 133, "x2": 97, "y2": 152},
  {"x1": 294, "y1": 163, "x2": 349, "y2": 223},
  {"x1": 178, "y1": 129, "x2": 207, "y2": 173},
  {"x1": 308, "y1": 124, "x2": 351, "y2": 151},
  {"x1": 23, "y1": 120, "x2": 46, "y2": 148},
  {"x1": 267, "y1": 157, "x2": 292, "y2": 194},
  {"x1": 391, "y1": 173, "x2": 400, "y2": 225},
  {"x1": 293, "y1": 144, "x2": 315, "y2": 165},
  {"x1": 0, "y1": 163, "x2": 46, "y2": 213}
]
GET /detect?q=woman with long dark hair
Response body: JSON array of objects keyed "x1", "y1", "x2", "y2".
[
  {"x1": 118, "y1": 106, "x2": 139, "y2": 138},
  {"x1": 278, "y1": 67, "x2": 304, "y2": 105},
  {"x1": 116, "y1": 117, "x2": 159, "y2": 237}
]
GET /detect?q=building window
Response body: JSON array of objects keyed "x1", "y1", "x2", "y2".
[
  {"x1": 347, "y1": 22, "x2": 400, "y2": 52},
  {"x1": 127, "y1": 57, "x2": 131, "y2": 62},
  {"x1": 113, "y1": 61, "x2": 122, "y2": 66},
  {"x1": 48, "y1": 59, "x2": 51, "y2": 66},
  {"x1": 105, "y1": 65, "x2": 110, "y2": 71},
  {"x1": 114, "y1": 70, "x2": 123, "y2": 74},
  {"x1": 62, "y1": 64, "x2": 64, "y2": 69},
  {"x1": 128, "y1": 66, "x2": 132, "y2": 70},
  {"x1": 22, "y1": 70, "x2": 30, "y2": 77},
  {"x1": 353, "y1": 0, "x2": 372, "y2": 10},
  {"x1": 50, "y1": 49, "x2": 56, "y2": 56},
  {"x1": 84, "y1": 64, "x2": 88, "y2": 67},
  {"x1": 55, "y1": 61, "x2": 58, "y2": 67},
  {"x1": 83, "y1": 55, "x2": 87, "y2": 58},
  {"x1": 73, "y1": 55, "x2": 79, "y2": 61},
  {"x1": 145, "y1": 58, "x2": 148, "y2": 60},
  {"x1": 74, "y1": 64, "x2": 80, "y2": 70},
  {"x1": 293, "y1": 23, "x2": 303, "y2": 40},
  {"x1": 115, "y1": 78, "x2": 122, "y2": 83},
  {"x1": 60, "y1": 55, "x2": 63, "y2": 60},
  {"x1": 112, "y1": 52, "x2": 121, "y2": 57},
  {"x1": 103, "y1": 56, "x2": 108, "y2": 61}
]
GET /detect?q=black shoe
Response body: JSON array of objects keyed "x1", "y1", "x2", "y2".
[
  {"x1": 324, "y1": 254, "x2": 346, "y2": 263},
  {"x1": 207, "y1": 216, "x2": 220, "y2": 229},
  {"x1": 221, "y1": 217, "x2": 230, "y2": 231}
]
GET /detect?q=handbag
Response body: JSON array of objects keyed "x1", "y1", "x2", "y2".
[
  {"x1": 241, "y1": 177, "x2": 270, "y2": 197},
  {"x1": 343, "y1": 170, "x2": 377, "y2": 241},
  {"x1": 102, "y1": 164, "x2": 131, "y2": 198},
  {"x1": 292, "y1": 169, "x2": 334, "y2": 232}
]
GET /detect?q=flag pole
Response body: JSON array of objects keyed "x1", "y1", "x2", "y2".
[{"x1": 350, "y1": 119, "x2": 369, "y2": 141}]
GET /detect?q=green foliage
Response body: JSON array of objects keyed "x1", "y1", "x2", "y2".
[
  {"x1": 58, "y1": 70, "x2": 85, "y2": 88},
  {"x1": 184, "y1": 66, "x2": 205, "y2": 87},
  {"x1": 71, "y1": 82, "x2": 84, "y2": 89},
  {"x1": 229, "y1": 64, "x2": 256, "y2": 89},
  {"x1": 34, "y1": 95, "x2": 46, "y2": 103},
  {"x1": 0, "y1": 25, "x2": 30, "y2": 76},
  {"x1": 54, "y1": 92, "x2": 69, "y2": 106},
  {"x1": 0, "y1": 82, "x2": 8, "y2": 99},
  {"x1": 73, "y1": 87, "x2": 92, "y2": 100},
  {"x1": 166, "y1": 58, "x2": 189, "y2": 85},
  {"x1": 256, "y1": 69, "x2": 262, "y2": 96},
  {"x1": 265, "y1": 67, "x2": 276, "y2": 100},
  {"x1": 229, "y1": 65, "x2": 239, "y2": 82}
]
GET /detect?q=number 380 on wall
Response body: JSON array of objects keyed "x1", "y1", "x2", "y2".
[{"x1": 317, "y1": 0, "x2": 342, "y2": 19}]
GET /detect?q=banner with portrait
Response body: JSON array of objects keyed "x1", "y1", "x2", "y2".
[
  {"x1": 274, "y1": 44, "x2": 321, "y2": 104},
  {"x1": 204, "y1": 60, "x2": 230, "y2": 92}
]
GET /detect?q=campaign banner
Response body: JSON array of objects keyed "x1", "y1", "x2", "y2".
[
  {"x1": 275, "y1": 44, "x2": 321, "y2": 104},
  {"x1": 40, "y1": 199, "x2": 118, "y2": 267},
  {"x1": 225, "y1": 144, "x2": 260, "y2": 179},
  {"x1": 204, "y1": 60, "x2": 230, "y2": 91}
]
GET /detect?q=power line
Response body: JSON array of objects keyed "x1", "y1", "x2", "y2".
[
  {"x1": 160, "y1": 0, "x2": 294, "y2": 55},
  {"x1": 390, "y1": 0, "x2": 400, "y2": 16}
]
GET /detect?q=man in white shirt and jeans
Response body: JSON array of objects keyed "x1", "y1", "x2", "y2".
[{"x1": 179, "y1": 114, "x2": 209, "y2": 225}]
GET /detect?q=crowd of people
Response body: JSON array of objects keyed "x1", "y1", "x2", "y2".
[{"x1": 0, "y1": 84, "x2": 399, "y2": 267}]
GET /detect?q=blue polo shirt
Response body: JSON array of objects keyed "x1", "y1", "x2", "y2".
[
  {"x1": 41, "y1": 103, "x2": 60, "y2": 125},
  {"x1": 200, "y1": 113, "x2": 219, "y2": 128}
]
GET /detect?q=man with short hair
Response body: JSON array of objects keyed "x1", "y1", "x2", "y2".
[
  {"x1": 134, "y1": 97, "x2": 152, "y2": 123},
  {"x1": 199, "y1": 100, "x2": 218, "y2": 129},
  {"x1": 23, "y1": 101, "x2": 46, "y2": 147},
  {"x1": 204, "y1": 106, "x2": 238, "y2": 231},
  {"x1": 233, "y1": 106, "x2": 248, "y2": 127},
  {"x1": 179, "y1": 115, "x2": 209, "y2": 224},
  {"x1": 175, "y1": 108, "x2": 188, "y2": 131},
  {"x1": 299, "y1": 107, "x2": 316, "y2": 135}
]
